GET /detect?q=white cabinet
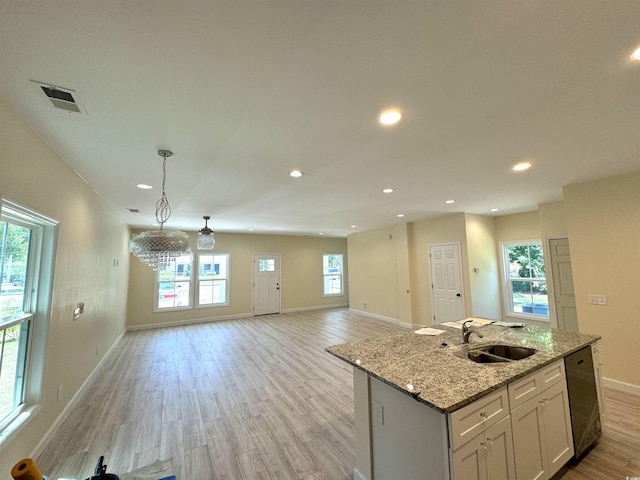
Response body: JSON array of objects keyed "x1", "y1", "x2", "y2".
[
  {"x1": 449, "y1": 387, "x2": 515, "y2": 480},
  {"x1": 510, "y1": 361, "x2": 574, "y2": 480}
]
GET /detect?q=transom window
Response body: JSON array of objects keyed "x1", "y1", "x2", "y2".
[
  {"x1": 501, "y1": 241, "x2": 548, "y2": 319},
  {"x1": 323, "y1": 254, "x2": 343, "y2": 296}
]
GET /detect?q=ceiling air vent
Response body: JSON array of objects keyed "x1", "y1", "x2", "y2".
[
  {"x1": 128, "y1": 208, "x2": 140, "y2": 213},
  {"x1": 31, "y1": 80, "x2": 86, "y2": 114}
]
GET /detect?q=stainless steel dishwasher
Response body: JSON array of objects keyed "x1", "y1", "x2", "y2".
[{"x1": 564, "y1": 345, "x2": 602, "y2": 457}]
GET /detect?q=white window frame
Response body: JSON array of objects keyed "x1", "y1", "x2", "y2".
[
  {"x1": 501, "y1": 240, "x2": 549, "y2": 321},
  {"x1": 196, "y1": 252, "x2": 230, "y2": 307},
  {"x1": 154, "y1": 254, "x2": 194, "y2": 312},
  {"x1": 323, "y1": 254, "x2": 344, "y2": 297},
  {"x1": 0, "y1": 199, "x2": 57, "y2": 448}
]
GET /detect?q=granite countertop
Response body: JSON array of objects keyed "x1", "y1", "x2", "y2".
[{"x1": 325, "y1": 323, "x2": 600, "y2": 414}]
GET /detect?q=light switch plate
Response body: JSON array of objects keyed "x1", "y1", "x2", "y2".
[
  {"x1": 374, "y1": 400, "x2": 384, "y2": 425},
  {"x1": 587, "y1": 294, "x2": 607, "y2": 305}
]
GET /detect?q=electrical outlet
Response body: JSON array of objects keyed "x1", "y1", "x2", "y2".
[
  {"x1": 374, "y1": 400, "x2": 384, "y2": 425},
  {"x1": 57, "y1": 385, "x2": 63, "y2": 403},
  {"x1": 364, "y1": 302, "x2": 368, "y2": 309},
  {"x1": 587, "y1": 294, "x2": 607, "y2": 305},
  {"x1": 96, "y1": 345, "x2": 100, "y2": 356}
]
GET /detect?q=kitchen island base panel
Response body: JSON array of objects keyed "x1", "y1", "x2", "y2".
[{"x1": 356, "y1": 374, "x2": 450, "y2": 480}]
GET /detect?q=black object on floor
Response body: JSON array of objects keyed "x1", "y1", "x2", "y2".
[{"x1": 84, "y1": 456, "x2": 119, "y2": 480}]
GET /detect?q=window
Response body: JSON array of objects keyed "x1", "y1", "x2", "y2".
[
  {"x1": 501, "y1": 241, "x2": 548, "y2": 319},
  {"x1": 0, "y1": 200, "x2": 56, "y2": 440},
  {"x1": 155, "y1": 254, "x2": 193, "y2": 310},
  {"x1": 323, "y1": 254, "x2": 343, "y2": 296},
  {"x1": 197, "y1": 253, "x2": 229, "y2": 306},
  {"x1": 258, "y1": 258, "x2": 275, "y2": 272}
]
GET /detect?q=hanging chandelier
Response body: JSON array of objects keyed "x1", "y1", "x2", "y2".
[
  {"x1": 128, "y1": 149, "x2": 191, "y2": 270},
  {"x1": 197, "y1": 215, "x2": 215, "y2": 250}
]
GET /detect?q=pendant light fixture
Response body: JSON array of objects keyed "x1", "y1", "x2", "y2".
[
  {"x1": 197, "y1": 215, "x2": 215, "y2": 250},
  {"x1": 128, "y1": 149, "x2": 191, "y2": 270}
]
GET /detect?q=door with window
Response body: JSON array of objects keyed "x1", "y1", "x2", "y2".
[
  {"x1": 429, "y1": 243, "x2": 464, "y2": 324},
  {"x1": 253, "y1": 253, "x2": 281, "y2": 315}
]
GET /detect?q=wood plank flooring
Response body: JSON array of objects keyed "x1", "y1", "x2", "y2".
[{"x1": 35, "y1": 309, "x2": 640, "y2": 479}]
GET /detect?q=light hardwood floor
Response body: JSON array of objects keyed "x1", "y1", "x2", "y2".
[{"x1": 35, "y1": 309, "x2": 640, "y2": 480}]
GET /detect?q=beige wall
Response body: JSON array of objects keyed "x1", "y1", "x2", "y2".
[
  {"x1": 347, "y1": 224, "x2": 407, "y2": 323},
  {"x1": 0, "y1": 100, "x2": 130, "y2": 470},
  {"x1": 465, "y1": 213, "x2": 501, "y2": 320},
  {"x1": 348, "y1": 214, "x2": 478, "y2": 326},
  {"x1": 409, "y1": 214, "x2": 469, "y2": 325},
  {"x1": 564, "y1": 173, "x2": 640, "y2": 387},
  {"x1": 127, "y1": 231, "x2": 348, "y2": 327},
  {"x1": 539, "y1": 201, "x2": 568, "y2": 239}
]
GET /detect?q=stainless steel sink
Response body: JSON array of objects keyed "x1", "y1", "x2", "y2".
[{"x1": 459, "y1": 344, "x2": 537, "y2": 364}]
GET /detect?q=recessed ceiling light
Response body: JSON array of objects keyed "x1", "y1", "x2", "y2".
[
  {"x1": 512, "y1": 162, "x2": 532, "y2": 172},
  {"x1": 490, "y1": 208, "x2": 500, "y2": 213},
  {"x1": 350, "y1": 225, "x2": 357, "y2": 228},
  {"x1": 319, "y1": 232, "x2": 324, "y2": 235},
  {"x1": 632, "y1": 46, "x2": 640, "y2": 61},
  {"x1": 136, "y1": 184, "x2": 152, "y2": 189},
  {"x1": 248, "y1": 228, "x2": 254, "y2": 231},
  {"x1": 289, "y1": 170, "x2": 303, "y2": 178},
  {"x1": 382, "y1": 188, "x2": 394, "y2": 193},
  {"x1": 445, "y1": 200, "x2": 455, "y2": 204},
  {"x1": 396, "y1": 214, "x2": 405, "y2": 218},
  {"x1": 379, "y1": 109, "x2": 402, "y2": 126}
]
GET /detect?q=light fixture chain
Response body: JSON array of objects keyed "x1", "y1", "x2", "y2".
[{"x1": 155, "y1": 153, "x2": 171, "y2": 228}]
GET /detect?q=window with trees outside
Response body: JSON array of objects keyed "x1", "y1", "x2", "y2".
[
  {"x1": 323, "y1": 254, "x2": 343, "y2": 296},
  {"x1": 0, "y1": 200, "x2": 56, "y2": 438},
  {"x1": 197, "y1": 253, "x2": 229, "y2": 306},
  {"x1": 156, "y1": 254, "x2": 193, "y2": 310},
  {"x1": 502, "y1": 241, "x2": 548, "y2": 319}
]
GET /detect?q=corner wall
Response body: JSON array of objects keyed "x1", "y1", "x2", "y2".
[
  {"x1": 564, "y1": 173, "x2": 640, "y2": 388},
  {"x1": 0, "y1": 99, "x2": 130, "y2": 471},
  {"x1": 127, "y1": 231, "x2": 348, "y2": 327}
]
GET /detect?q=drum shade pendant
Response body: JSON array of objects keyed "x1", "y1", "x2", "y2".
[
  {"x1": 128, "y1": 149, "x2": 191, "y2": 270},
  {"x1": 197, "y1": 215, "x2": 215, "y2": 250}
]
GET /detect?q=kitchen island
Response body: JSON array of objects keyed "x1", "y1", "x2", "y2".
[{"x1": 326, "y1": 322, "x2": 602, "y2": 480}]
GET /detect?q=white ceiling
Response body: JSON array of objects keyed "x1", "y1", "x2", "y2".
[{"x1": 1, "y1": 1, "x2": 639, "y2": 237}]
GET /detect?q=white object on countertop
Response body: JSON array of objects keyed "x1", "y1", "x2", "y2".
[
  {"x1": 440, "y1": 317, "x2": 494, "y2": 329},
  {"x1": 414, "y1": 327, "x2": 446, "y2": 335}
]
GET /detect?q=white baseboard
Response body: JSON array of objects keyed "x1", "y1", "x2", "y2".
[
  {"x1": 349, "y1": 308, "x2": 413, "y2": 329},
  {"x1": 603, "y1": 376, "x2": 640, "y2": 396},
  {"x1": 354, "y1": 467, "x2": 368, "y2": 480},
  {"x1": 127, "y1": 312, "x2": 252, "y2": 331},
  {"x1": 31, "y1": 328, "x2": 126, "y2": 459},
  {"x1": 281, "y1": 303, "x2": 349, "y2": 313}
]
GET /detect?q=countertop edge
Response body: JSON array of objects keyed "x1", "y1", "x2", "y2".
[{"x1": 325, "y1": 330, "x2": 601, "y2": 414}]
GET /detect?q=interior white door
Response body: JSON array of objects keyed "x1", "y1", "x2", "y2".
[
  {"x1": 429, "y1": 243, "x2": 465, "y2": 324},
  {"x1": 253, "y1": 253, "x2": 281, "y2": 315},
  {"x1": 549, "y1": 238, "x2": 578, "y2": 331}
]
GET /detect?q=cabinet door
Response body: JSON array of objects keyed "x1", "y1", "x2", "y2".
[
  {"x1": 485, "y1": 415, "x2": 516, "y2": 480},
  {"x1": 449, "y1": 387, "x2": 509, "y2": 450},
  {"x1": 511, "y1": 396, "x2": 547, "y2": 480},
  {"x1": 450, "y1": 432, "x2": 487, "y2": 480},
  {"x1": 541, "y1": 380, "x2": 574, "y2": 477}
]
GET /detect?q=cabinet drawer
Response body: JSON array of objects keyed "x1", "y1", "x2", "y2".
[
  {"x1": 508, "y1": 360, "x2": 565, "y2": 409},
  {"x1": 449, "y1": 387, "x2": 509, "y2": 451}
]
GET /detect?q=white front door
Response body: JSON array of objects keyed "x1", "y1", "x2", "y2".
[
  {"x1": 549, "y1": 238, "x2": 578, "y2": 331},
  {"x1": 429, "y1": 243, "x2": 465, "y2": 324},
  {"x1": 253, "y1": 253, "x2": 281, "y2": 316}
]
